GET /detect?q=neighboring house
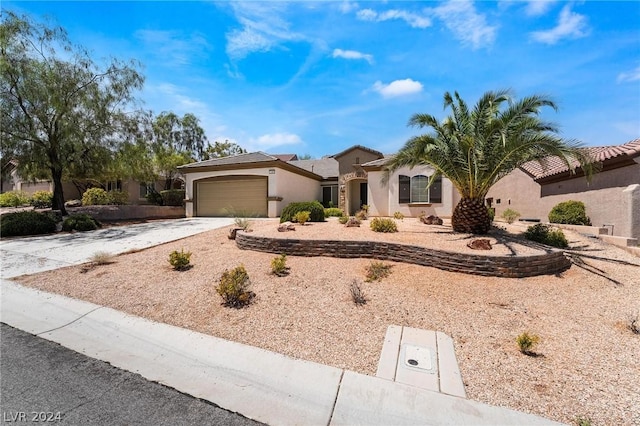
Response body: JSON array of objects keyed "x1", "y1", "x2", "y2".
[
  {"x1": 1, "y1": 160, "x2": 175, "y2": 205},
  {"x1": 487, "y1": 139, "x2": 640, "y2": 239},
  {"x1": 178, "y1": 145, "x2": 460, "y2": 219}
]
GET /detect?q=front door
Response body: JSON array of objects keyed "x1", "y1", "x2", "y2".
[{"x1": 359, "y1": 182, "x2": 368, "y2": 209}]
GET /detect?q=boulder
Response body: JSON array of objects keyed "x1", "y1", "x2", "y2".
[
  {"x1": 277, "y1": 222, "x2": 296, "y2": 232},
  {"x1": 421, "y1": 215, "x2": 443, "y2": 225},
  {"x1": 65, "y1": 199, "x2": 82, "y2": 208},
  {"x1": 228, "y1": 227, "x2": 244, "y2": 240},
  {"x1": 345, "y1": 217, "x2": 361, "y2": 227},
  {"x1": 467, "y1": 238, "x2": 492, "y2": 250}
]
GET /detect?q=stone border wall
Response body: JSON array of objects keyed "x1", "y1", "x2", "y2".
[{"x1": 236, "y1": 233, "x2": 571, "y2": 278}]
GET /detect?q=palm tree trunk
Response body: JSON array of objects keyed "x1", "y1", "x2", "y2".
[{"x1": 452, "y1": 197, "x2": 490, "y2": 234}]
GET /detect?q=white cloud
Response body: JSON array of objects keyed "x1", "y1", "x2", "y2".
[
  {"x1": 332, "y1": 48, "x2": 373, "y2": 64},
  {"x1": 525, "y1": 0, "x2": 556, "y2": 17},
  {"x1": 371, "y1": 79, "x2": 423, "y2": 98},
  {"x1": 248, "y1": 132, "x2": 303, "y2": 150},
  {"x1": 338, "y1": 1, "x2": 359, "y2": 14},
  {"x1": 134, "y1": 29, "x2": 210, "y2": 66},
  {"x1": 225, "y1": 3, "x2": 306, "y2": 60},
  {"x1": 431, "y1": 0, "x2": 497, "y2": 49},
  {"x1": 617, "y1": 66, "x2": 640, "y2": 83},
  {"x1": 530, "y1": 4, "x2": 589, "y2": 44},
  {"x1": 356, "y1": 8, "x2": 431, "y2": 29}
]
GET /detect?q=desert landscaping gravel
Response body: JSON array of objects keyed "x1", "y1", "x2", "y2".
[{"x1": 14, "y1": 218, "x2": 640, "y2": 425}]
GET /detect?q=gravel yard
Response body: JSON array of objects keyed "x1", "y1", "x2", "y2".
[{"x1": 14, "y1": 218, "x2": 640, "y2": 425}]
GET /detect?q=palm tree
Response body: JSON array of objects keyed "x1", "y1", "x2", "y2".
[{"x1": 386, "y1": 90, "x2": 594, "y2": 234}]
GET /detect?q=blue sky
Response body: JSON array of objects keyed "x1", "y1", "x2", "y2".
[{"x1": 5, "y1": 1, "x2": 640, "y2": 158}]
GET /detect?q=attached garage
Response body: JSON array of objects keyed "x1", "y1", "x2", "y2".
[{"x1": 196, "y1": 176, "x2": 268, "y2": 217}]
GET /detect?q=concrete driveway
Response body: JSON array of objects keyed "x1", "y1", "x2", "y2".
[{"x1": 0, "y1": 217, "x2": 235, "y2": 279}]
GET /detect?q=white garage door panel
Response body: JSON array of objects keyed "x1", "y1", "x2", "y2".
[{"x1": 197, "y1": 178, "x2": 267, "y2": 217}]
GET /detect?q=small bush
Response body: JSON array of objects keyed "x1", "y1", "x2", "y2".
[
  {"x1": 338, "y1": 215, "x2": 349, "y2": 224},
  {"x1": 393, "y1": 211, "x2": 404, "y2": 220},
  {"x1": 575, "y1": 416, "x2": 592, "y2": 426},
  {"x1": 30, "y1": 191, "x2": 53, "y2": 209},
  {"x1": 0, "y1": 190, "x2": 31, "y2": 207},
  {"x1": 524, "y1": 223, "x2": 568, "y2": 248},
  {"x1": 324, "y1": 207, "x2": 344, "y2": 217},
  {"x1": 160, "y1": 189, "x2": 185, "y2": 207},
  {"x1": 0, "y1": 211, "x2": 56, "y2": 237},
  {"x1": 90, "y1": 251, "x2": 115, "y2": 265},
  {"x1": 487, "y1": 207, "x2": 495, "y2": 222},
  {"x1": 501, "y1": 208, "x2": 521, "y2": 224},
  {"x1": 349, "y1": 280, "x2": 367, "y2": 306},
  {"x1": 271, "y1": 254, "x2": 289, "y2": 276},
  {"x1": 361, "y1": 204, "x2": 369, "y2": 213},
  {"x1": 628, "y1": 311, "x2": 640, "y2": 335},
  {"x1": 548, "y1": 200, "x2": 591, "y2": 226},
  {"x1": 82, "y1": 188, "x2": 110, "y2": 205},
  {"x1": 107, "y1": 190, "x2": 129, "y2": 205},
  {"x1": 370, "y1": 217, "x2": 398, "y2": 233},
  {"x1": 365, "y1": 261, "x2": 393, "y2": 282},
  {"x1": 234, "y1": 217, "x2": 252, "y2": 231},
  {"x1": 293, "y1": 210, "x2": 311, "y2": 225},
  {"x1": 516, "y1": 332, "x2": 540, "y2": 355},
  {"x1": 62, "y1": 214, "x2": 101, "y2": 232},
  {"x1": 355, "y1": 209, "x2": 367, "y2": 221},
  {"x1": 216, "y1": 265, "x2": 255, "y2": 308},
  {"x1": 145, "y1": 190, "x2": 164, "y2": 206},
  {"x1": 280, "y1": 201, "x2": 324, "y2": 223},
  {"x1": 168, "y1": 249, "x2": 192, "y2": 271}
]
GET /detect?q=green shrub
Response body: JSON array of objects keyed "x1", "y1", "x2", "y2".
[
  {"x1": 82, "y1": 188, "x2": 110, "y2": 206},
  {"x1": 280, "y1": 201, "x2": 324, "y2": 223},
  {"x1": 107, "y1": 190, "x2": 129, "y2": 205},
  {"x1": 160, "y1": 189, "x2": 185, "y2": 206},
  {"x1": 338, "y1": 215, "x2": 349, "y2": 224},
  {"x1": 29, "y1": 191, "x2": 53, "y2": 209},
  {"x1": 370, "y1": 217, "x2": 398, "y2": 233},
  {"x1": 145, "y1": 190, "x2": 164, "y2": 206},
  {"x1": 62, "y1": 214, "x2": 101, "y2": 232},
  {"x1": 524, "y1": 223, "x2": 568, "y2": 248},
  {"x1": 575, "y1": 416, "x2": 592, "y2": 426},
  {"x1": 0, "y1": 191, "x2": 31, "y2": 207},
  {"x1": 393, "y1": 211, "x2": 404, "y2": 220},
  {"x1": 324, "y1": 207, "x2": 344, "y2": 217},
  {"x1": 216, "y1": 265, "x2": 254, "y2": 308},
  {"x1": 234, "y1": 216, "x2": 252, "y2": 231},
  {"x1": 0, "y1": 211, "x2": 57, "y2": 237},
  {"x1": 168, "y1": 249, "x2": 192, "y2": 271},
  {"x1": 355, "y1": 209, "x2": 367, "y2": 221},
  {"x1": 365, "y1": 261, "x2": 393, "y2": 282},
  {"x1": 501, "y1": 208, "x2": 521, "y2": 224},
  {"x1": 487, "y1": 207, "x2": 495, "y2": 222},
  {"x1": 516, "y1": 332, "x2": 540, "y2": 355},
  {"x1": 548, "y1": 200, "x2": 591, "y2": 226},
  {"x1": 271, "y1": 254, "x2": 289, "y2": 276},
  {"x1": 293, "y1": 210, "x2": 311, "y2": 225}
]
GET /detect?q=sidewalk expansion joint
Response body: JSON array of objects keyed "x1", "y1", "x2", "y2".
[
  {"x1": 327, "y1": 369, "x2": 345, "y2": 426},
  {"x1": 36, "y1": 306, "x2": 103, "y2": 336}
]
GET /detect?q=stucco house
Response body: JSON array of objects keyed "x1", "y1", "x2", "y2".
[
  {"x1": 178, "y1": 145, "x2": 459, "y2": 219},
  {"x1": 486, "y1": 139, "x2": 640, "y2": 239}
]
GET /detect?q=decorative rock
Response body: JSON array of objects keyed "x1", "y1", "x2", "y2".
[
  {"x1": 421, "y1": 215, "x2": 443, "y2": 225},
  {"x1": 228, "y1": 227, "x2": 244, "y2": 240},
  {"x1": 467, "y1": 239, "x2": 492, "y2": 250},
  {"x1": 277, "y1": 222, "x2": 296, "y2": 232},
  {"x1": 345, "y1": 217, "x2": 361, "y2": 227},
  {"x1": 65, "y1": 199, "x2": 82, "y2": 207}
]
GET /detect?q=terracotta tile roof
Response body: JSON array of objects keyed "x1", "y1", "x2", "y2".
[{"x1": 521, "y1": 139, "x2": 640, "y2": 180}]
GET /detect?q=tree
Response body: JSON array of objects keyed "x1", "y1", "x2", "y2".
[
  {"x1": 201, "y1": 140, "x2": 246, "y2": 160},
  {"x1": 385, "y1": 90, "x2": 594, "y2": 234},
  {"x1": 0, "y1": 12, "x2": 144, "y2": 214}
]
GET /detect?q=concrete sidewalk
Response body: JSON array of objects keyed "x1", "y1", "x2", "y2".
[{"x1": 0, "y1": 219, "x2": 562, "y2": 425}]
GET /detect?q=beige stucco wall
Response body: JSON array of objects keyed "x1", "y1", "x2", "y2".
[
  {"x1": 367, "y1": 166, "x2": 457, "y2": 218},
  {"x1": 335, "y1": 148, "x2": 382, "y2": 176},
  {"x1": 184, "y1": 167, "x2": 320, "y2": 218},
  {"x1": 487, "y1": 164, "x2": 640, "y2": 238}
]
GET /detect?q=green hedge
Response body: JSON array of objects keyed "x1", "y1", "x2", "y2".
[
  {"x1": 524, "y1": 223, "x2": 568, "y2": 248},
  {"x1": 0, "y1": 191, "x2": 31, "y2": 207},
  {"x1": 30, "y1": 191, "x2": 53, "y2": 209},
  {"x1": 324, "y1": 207, "x2": 344, "y2": 217},
  {"x1": 1, "y1": 211, "x2": 57, "y2": 237},
  {"x1": 62, "y1": 214, "x2": 102, "y2": 232},
  {"x1": 548, "y1": 200, "x2": 591, "y2": 226},
  {"x1": 160, "y1": 190, "x2": 185, "y2": 207},
  {"x1": 280, "y1": 201, "x2": 325, "y2": 223}
]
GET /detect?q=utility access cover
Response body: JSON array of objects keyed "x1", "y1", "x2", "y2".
[{"x1": 404, "y1": 345, "x2": 433, "y2": 371}]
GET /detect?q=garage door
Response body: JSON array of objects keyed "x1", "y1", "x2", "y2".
[{"x1": 196, "y1": 176, "x2": 268, "y2": 217}]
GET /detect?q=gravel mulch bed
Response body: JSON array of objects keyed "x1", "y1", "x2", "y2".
[{"x1": 13, "y1": 218, "x2": 640, "y2": 425}]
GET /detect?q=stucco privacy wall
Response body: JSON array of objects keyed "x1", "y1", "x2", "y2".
[
  {"x1": 367, "y1": 166, "x2": 458, "y2": 218},
  {"x1": 487, "y1": 165, "x2": 640, "y2": 239},
  {"x1": 184, "y1": 167, "x2": 320, "y2": 218}
]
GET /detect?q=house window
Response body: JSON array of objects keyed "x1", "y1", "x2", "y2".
[
  {"x1": 322, "y1": 185, "x2": 339, "y2": 207},
  {"x1": 107, "y1": 180, "x2": 122, "y2": 191},
  {"x1": 399, "y1": 175, "x2": 442, "y2": 203},
  {"x1": 139, "y1": 183, "x2": 155, "y2": 198}
]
